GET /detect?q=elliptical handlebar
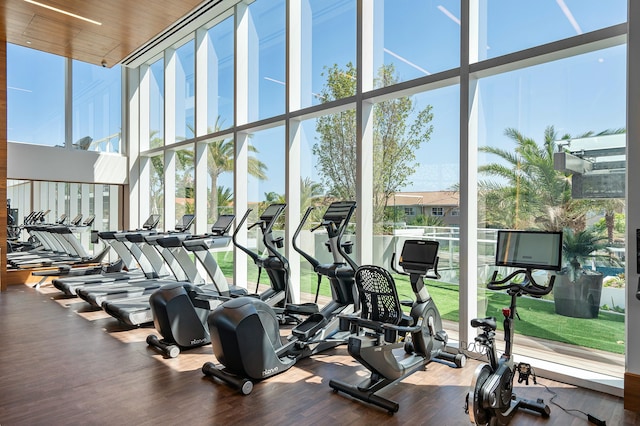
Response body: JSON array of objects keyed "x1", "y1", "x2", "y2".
[
  {"x1": 292, "y1": 206, "x2": 320, "y2": 269},
  {"x1": 333, "y1": 203, "x2": 358, "y2": 271},
  {"x1": 292, "y1": 201, "x2": 358, "y2": 271},
  {"x1": 232, "y1": 209, "x2": 260, "y2": 263},
  {"x1": 487, "y1": 269, "x2": 555, "y2": 297}
]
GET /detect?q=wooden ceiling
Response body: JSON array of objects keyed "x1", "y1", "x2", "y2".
[{"x1": 1, "y1": 0, "x2": 206, "y2": 67}]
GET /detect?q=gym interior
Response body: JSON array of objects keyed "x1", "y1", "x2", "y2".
[{"x1": 1, "y1": 1, "x2": 640, "y2": 424}]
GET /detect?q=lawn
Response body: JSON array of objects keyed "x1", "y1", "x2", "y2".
[{"x1": 214, "y1": 255, "x2": 625, "y2": 355}]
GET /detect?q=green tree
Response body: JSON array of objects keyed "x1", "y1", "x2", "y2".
[{"x1": 313, "y1": 63, "x2": 434, "y2": 230}]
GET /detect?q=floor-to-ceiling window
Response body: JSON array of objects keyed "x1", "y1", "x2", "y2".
[
  {"x1": 129, "y1": 0, "x2": 628, "y2": 388},
  {"x1": 72, "y1": 60, "x2": 122, "y2": 153}
]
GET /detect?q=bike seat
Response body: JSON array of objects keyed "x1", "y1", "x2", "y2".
[{"x1": 471, "y1": 316, "x2": 497, "y2": 331}]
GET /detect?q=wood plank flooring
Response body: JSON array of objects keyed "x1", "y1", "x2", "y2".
[{"x1": 0, "y1": 284, "x2": 637, "y2": 426}]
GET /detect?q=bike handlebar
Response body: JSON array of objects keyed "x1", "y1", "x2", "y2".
[{"x1": 487, "y1": 269, "x2": 555, "y2": 296}]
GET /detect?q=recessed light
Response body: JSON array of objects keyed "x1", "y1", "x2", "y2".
[{"x1": 24, "y1": 0, "x2": 102, "y2": 26}]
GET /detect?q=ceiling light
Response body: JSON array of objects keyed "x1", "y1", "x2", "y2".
[{"x1": 24, "y1": 0, "x2": 102, "y2": 25}]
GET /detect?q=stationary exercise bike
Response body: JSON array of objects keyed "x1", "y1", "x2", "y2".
[
  {"x1": 466, "y1": 230, "x2": 562, "y2": 426},
  {"x1": 329, "y1": 239, "x2": 466, "y2": 413}
]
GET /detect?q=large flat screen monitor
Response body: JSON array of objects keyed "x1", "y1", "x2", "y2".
[{"x1": 495, "y1": 230, "x2": 563, "y2": 271}]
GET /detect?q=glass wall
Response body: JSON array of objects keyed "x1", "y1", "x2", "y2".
[
  {"x1": 148, "y1": 58, "x2": 165, "y2": 149},
  {"x1": 7, "y1": 43, "x2": 123, "y2": 152},
  {"x1": 174, "y1": 41, "x2": 195, "y2": 142},
  {"x1": 476, "y1": 44, "x2": 626, "y2": 370},
  {"x1": 72, "y1": 61, "x2": 122, "y2": 153},
  {"x1": 131, "y1": 0, "x2": 628, "y2": 382},
  {"x1": 205, "y1": 136, "x2": 235, "y2": 225},
  {"x1": 7, "y1": 45, "x2": 65, "y2": 147},
  {"x1": 477, "y1": 0, "x2": 627, "y2": 61},
  {"x1": 298, "y1": 0, "x2": 356, "y2": 109},
  {"x1": 244, "y1": 0, "x2": 286, "y2": 122},
  {"x1": 175, "y1": 147, "x2": 195, "y2": 221},
  {"x1": 206, "y1": 15, "x2": 235, "y2": 132},
  {"x1": 376, "y1": 0, "x2": 460, "y2": 86}
]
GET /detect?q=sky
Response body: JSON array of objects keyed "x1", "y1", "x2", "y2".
[{"x1": 7, "y1": 0, "x2": 628, "y2": 200}]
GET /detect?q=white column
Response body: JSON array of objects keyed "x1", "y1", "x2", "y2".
[
  {"x1": 286, "y1": 120, "x2": 302, "y2": 303},
  {"x1": 234, "y1": 132, "x2": 249, "y2": 290},
  {"x1": 195, "y1": 141, "x2": 209, "y2": 234},
  {"x1": 165, "y1": 48, "x2": 177, "y2": 146},
  {"x1": 164, "y1": 150, "x2": 176, "y2": 231},
  {"x1": 236, "y1": 2, "x2": 252, "y2": 126},
  {"x1": 626, "y1": 0, "x2": 640, "y2": 379},
  {"x1": 127, "y1": 66, "x2": 141, "y2": 229},
  {"x1": 356, "y1": 0, "x2": 375, "y2": 265},
  {"x1": 69, "y1": 183, "x2": 79, "y2": 220},
  {"x1": 459, "y1": 0, "x2": 479, "y2": 348},
  {"x1": 139, "y1": 156, "x2": 151, "y2": 222},
  {"x1": 289, "y1": 0, "x2": 312, "y2": 110}
]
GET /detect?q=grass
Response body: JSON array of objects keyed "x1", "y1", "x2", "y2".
[{"x1": 214, "y1": 255, "x2": 625, "y2": 355}]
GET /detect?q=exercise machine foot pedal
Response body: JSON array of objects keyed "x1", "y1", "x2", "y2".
[{"x1": 292, "y1": 313, "x2": 328, "y2": 340}]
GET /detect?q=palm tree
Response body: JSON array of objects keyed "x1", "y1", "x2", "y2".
[
  {"x1": 479, "y1": 126, "x2": 577, "y2": 231},
  {"x1": 207, "y1": 136, "x2": 267, "y2": 223}
]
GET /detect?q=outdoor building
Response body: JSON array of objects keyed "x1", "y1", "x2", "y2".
[{"x1": 389, "y1": 191, "x2": 460, "y2": 227}]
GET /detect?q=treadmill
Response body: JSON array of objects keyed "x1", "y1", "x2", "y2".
[
  {"x1": 52, "y1": 214, "x2": 160, "y2": 296},
  {"x1": 102, "y1": 214, "x2": 239, "y2": 326},
  {"x1": 75, "y1": 215, "x2": 197, "y2": 308}
]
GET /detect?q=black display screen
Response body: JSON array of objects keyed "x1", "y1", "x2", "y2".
[{"x1": 495, "y1": 230, "x2": 563, "y2": 271}]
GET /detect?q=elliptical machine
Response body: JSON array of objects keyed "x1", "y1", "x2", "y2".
[
  {"x1": 329, "y1": 239, "x2": 466, "y2": 413},
  {"x1": 201, "y1": 201, "x2": 359, "y2": 394},
  {"x1": 329, "y1": 240, "x2": 466, "y2": 414},
  {"x1": 466, "y1": 230, "x2": 562, "y2": 426},
  {"x1": 232, "y1": 203, "x2": 291, "y2": 308}
]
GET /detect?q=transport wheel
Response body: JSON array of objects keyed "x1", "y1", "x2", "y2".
[
  {"x1": 455, "y1": 353, "x2": 467, "y2": 368},
  {"x1": 240, "y1": 380, "x2": 253, "y2": 395},
  {"x1": 167, "y1": 345, "x2": 180, "y2": 358}
]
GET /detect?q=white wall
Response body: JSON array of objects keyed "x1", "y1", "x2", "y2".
[{"x1": 7, "y1": 142, "x2": 128, "y2": 185}]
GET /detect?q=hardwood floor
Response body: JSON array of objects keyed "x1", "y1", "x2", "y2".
[{"x1": 0, "y1": 284, "x2": 637, "y2": 426}]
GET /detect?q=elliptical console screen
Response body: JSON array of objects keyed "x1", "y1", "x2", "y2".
[
  {"x1": 260, "y1": 204, "x2": 285, "y2": 221},
  {"x1": 399, "y1": 240, "x2": 439, "y2": 273},
  {"x1": 495, "y1": 230, "x2": 562, "y2": 271},
  {"x1": 211, "y1": 214, "x2": 235, "y2": 235},
  {"x1": 323, "y1": 201, "x2": 356, "y2": 227}
]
